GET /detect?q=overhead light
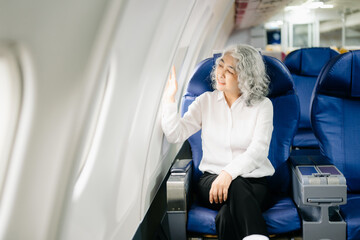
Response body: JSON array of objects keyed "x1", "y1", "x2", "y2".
[
  {"x1": 307, "y1": 1, "x2": 324, "y2": 9},
  {"x1": 321, "y1": 4, "x2": 334, "y2": 9},
  {"x1": 285, "y1": 0, "x2": 333, "y2": 11},
  {"x1": 265, "y1": 20, "x2": 283, "y2": 29}
]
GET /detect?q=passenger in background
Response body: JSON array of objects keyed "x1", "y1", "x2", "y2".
[{"x1": 162, "y1": 44, "x2": 274, "y2": 240}]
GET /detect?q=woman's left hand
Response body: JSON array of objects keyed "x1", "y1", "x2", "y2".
[{"x1": 209, "y1": 170, "x2": 232, "y2": 204}]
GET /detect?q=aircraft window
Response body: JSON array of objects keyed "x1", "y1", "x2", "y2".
[
  {"x1": 0, "y1": 46, "x2": 22, "y2": 195},
  {"x1": 161, "y1": 47, "x2": 188, "y2": 159}
]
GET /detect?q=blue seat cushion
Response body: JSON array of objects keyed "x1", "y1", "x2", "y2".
[
  {"x1": 263, "y1": 196, "x2": 301, "y2": 234},
  {"x1": 187, "y1": 197, "x2": 301, "y2": 235},
  {"x1": 292, "y1": 128, "x2": 318, "y2": 148},
  {"x1": 187, "y1": 203, "x2": 217, "y2": 235},
  {"x1": 340, "y1": 194, "x2": 360, "y2": 240}
]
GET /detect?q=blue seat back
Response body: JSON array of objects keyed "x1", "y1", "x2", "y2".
[
  {"x1": 311, "y1": 50, "x2": 360, "y2": 192},
  {"x1": 284, "y1": 48, "x2": 339, "y2": 147},
  {"x1": 181, "y1": 55, "x2": 300, "y2": 195},
  {"x1": 263, "y1": 55, "x2": 300, "y2": 194}
]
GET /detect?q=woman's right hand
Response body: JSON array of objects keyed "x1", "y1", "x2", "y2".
[
  {"x1": 209, "y1": 170, "x2": 232, "y2": 204},
  {"x1": 164, "y1": 65, "x2": 178, "y2": 103}
]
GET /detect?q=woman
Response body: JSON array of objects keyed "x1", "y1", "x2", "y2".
[{"x1": 162, "y1": 44, "x2": 274, "y2": 240}]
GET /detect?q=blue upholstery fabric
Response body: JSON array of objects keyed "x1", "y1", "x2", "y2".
[
  {"x1": 284, "y1": 48, "x2": 339, "y2": 76},
  {"x1": 314, "y1": 51, "x2": 360, "y2": 99},
  {"x1": 292, "y1": 128, "x2": 319, "y2": 147},
  {"x1": 183, "y1": 54, "x2": 301, "y2": 235},
  {"x1": 340, "y1": 194, "x2": 360, "y2": 240},
  {"x1": 311, "y1": 50, "x2": 360, "y2": 240},
  {"x1": 188, "y1": 196, "x2": 302, "y2": 236},
  {"x1": 264, "y1": 56, "x2": 300, "y2": 195},
  {"x1": 262, "y1": 196, "x2": 301, "y2": 234},
  {"x1": 292, "y1": 75, "x2": 316, "y2": 129},
  {"x1": 187, "y1": 203, "x2": 217, "y2": 235},
  {"x1": 352, "y1": 53, "x2": 360, "y2": 97},
  {"x1": 311, "y1": 51, "x2": 360, "y2": 192},
  {"x1": 311, "y1": 95, "x2": 360, "y2": 192},
  {"x1": 263, "y1": 56, "x2": 301, "y2": 234},
  {"x1": 284, "y1": 47, "x2": 339, "y2": 148}
]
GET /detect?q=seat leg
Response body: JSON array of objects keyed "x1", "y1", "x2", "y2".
[{"x1": 168, "y1": 212, "x2": 187, "y2": 240}]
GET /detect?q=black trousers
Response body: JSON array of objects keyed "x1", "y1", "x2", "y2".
[{"x1": 197, "y1": 172, "x2": 269, "y2": 240}]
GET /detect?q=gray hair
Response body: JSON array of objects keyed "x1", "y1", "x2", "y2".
[{"x1": 211, "y1": 44, "x2": 270, "y2": 106}]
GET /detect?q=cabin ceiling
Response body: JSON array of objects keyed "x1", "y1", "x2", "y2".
[
  {"x1": 235, "y1": 0, "x2": 360, "y2": 30},
  {"x1": 235, "y1": 0, "x2": 304, "y2": 29}
]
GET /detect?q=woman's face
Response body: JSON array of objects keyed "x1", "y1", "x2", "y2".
[{"x1": 215, "y1": 54, "x2": 241, "y2": 96}]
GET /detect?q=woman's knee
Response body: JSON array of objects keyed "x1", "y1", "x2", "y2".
[{"x1": 228, "y1": 177, "x2": 253, "y2": 200}]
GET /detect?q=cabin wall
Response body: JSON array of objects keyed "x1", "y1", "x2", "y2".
[
  {"x1": 0, "y1": 0, "x2": 235, "y2": 239},
  {"x1": 0, "y1": 0, "x2": 113, "y2": 239},
  {"x1": 60, "y1": 0, "x2": 235, "y2": 239}
]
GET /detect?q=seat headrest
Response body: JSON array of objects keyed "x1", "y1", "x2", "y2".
[
  {"x1": 186, "y1": 54, "x2": 294, "y2": 98},
  {"x1": 185, "y1": 57, "x2": 215, "y2": 96},
  {"x1": 284, "y1": 48, "x2": 339, "y2": 77},
  {"x1": 263, "y1": 55, "x2": 295, "y2": 98},
  {"x1": 316, "y1": 50, "x2": 360, "y2": 98}
]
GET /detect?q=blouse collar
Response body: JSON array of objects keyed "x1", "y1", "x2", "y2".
[{"x1": 216, "y1": 90, "x2": 245, "y2": 106}]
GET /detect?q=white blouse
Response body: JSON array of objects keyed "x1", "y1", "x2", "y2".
[{"x1": 161, "y1": 90, "x2": 275, "y2": 179}]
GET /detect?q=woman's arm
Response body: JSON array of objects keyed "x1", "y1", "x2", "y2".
[{"x1": 161, "y1": 66, "x2": 202, "y2": 143}]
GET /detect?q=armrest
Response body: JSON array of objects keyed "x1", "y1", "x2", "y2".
[
  {"x1": 167, "y1": 159, "x2": 192, "y2": 212},
  {"x1": 171, "y1": 158, "x2": 192, "y2": 175},
  {"x1": 289, "y1": 154, "x2": 347, "y2": 240},
  {"x1": 290, "y1": 155, "x2": 347, "y2": 207},
  {"x1": 166, "y1": 159, "x2": 193, "y2": 240}
]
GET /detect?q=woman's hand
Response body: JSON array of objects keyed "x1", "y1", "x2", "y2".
[
  {"x1": 209, "y1": 170, "x2": 232, "y2": 204},
  {"x1": 164, "y1": 65, "x2": 178, "y2": 103}
]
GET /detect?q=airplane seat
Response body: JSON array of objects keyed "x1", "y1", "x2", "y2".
[
  {"x1": 284, "y1": 47, "x2": 339, "y2": 148},
  {"x1": 261, "y1": 55, "x2": 301, "y2": 234},
  {"x1": 310, "y1": 50, "x2": 360, "y2": 240},
  {"x1": 177, "y1": 54, "x2": 301, "y2": 236}
]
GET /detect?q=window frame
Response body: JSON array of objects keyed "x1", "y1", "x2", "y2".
[{"x1": 0, "y1": 44, "x2": 23, "y2": 197}]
